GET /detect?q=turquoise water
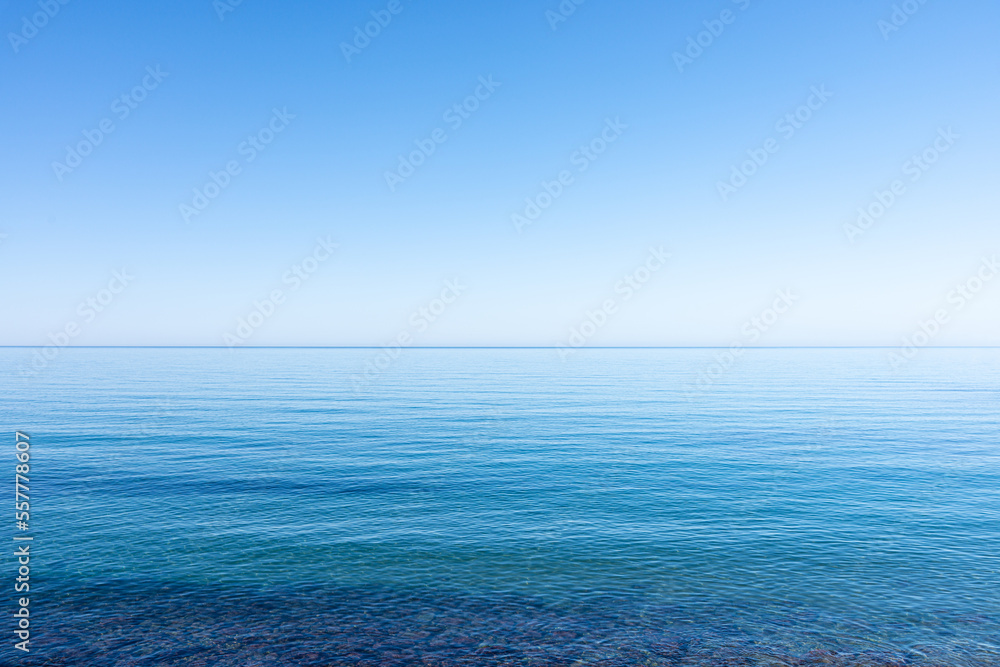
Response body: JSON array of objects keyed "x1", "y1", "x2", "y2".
[{"x1": 3, "y1": 348, "x2": 998, "y2": 665}]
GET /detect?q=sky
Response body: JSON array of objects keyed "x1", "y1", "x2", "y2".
[{"x1": 1, "y1": 0, "x2": 999, "y2": 349}]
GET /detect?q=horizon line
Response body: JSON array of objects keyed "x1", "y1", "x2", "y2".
[{"x1": 2, "y1": 346, "x2": 999, "y2": 350}]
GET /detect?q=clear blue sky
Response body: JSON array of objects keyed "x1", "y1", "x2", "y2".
[{"x1": 2, "y1": 0, "x2": 998, "y2": 347}]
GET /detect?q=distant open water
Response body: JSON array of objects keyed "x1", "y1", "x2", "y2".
[{"x1": 2, "y1": 348, "x2": 998, "y2": 666}]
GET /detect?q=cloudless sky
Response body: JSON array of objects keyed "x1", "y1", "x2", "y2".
[{"x1": 1, "y1": 0, "x2": 998, "y2": 348}]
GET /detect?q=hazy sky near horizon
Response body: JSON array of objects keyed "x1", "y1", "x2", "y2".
[{"x1": 2, "y1": 0, "x2": 999, "y2": 349}]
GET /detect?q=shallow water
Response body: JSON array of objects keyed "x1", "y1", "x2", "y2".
[{"x1": 3, "y1": 348, "x2": 998, "y2": 665}]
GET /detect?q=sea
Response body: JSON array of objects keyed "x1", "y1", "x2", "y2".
[{"x1": 2, "y1": 347, "x2": 998, "y2": 666}]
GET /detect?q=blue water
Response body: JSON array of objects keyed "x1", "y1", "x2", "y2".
[{"x1": 2, "y1": 348, "x2": 998, "y2": 666}]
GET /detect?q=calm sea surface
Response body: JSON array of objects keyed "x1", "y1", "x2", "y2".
[{"x1": 2, "y1": 348, "x2": 998, "y2": 666}]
